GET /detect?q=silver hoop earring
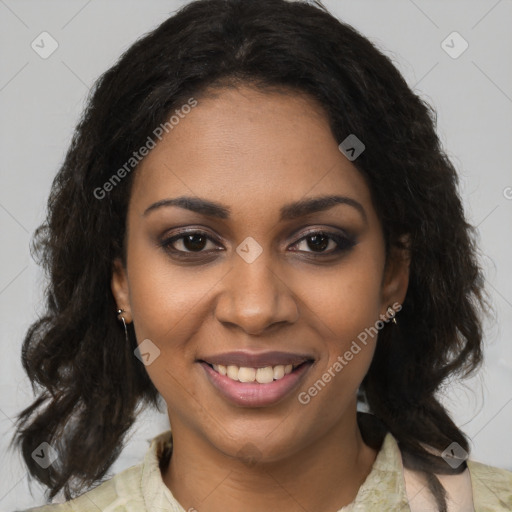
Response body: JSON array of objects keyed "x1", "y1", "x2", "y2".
[
  {"x1": 386, "y1": 305, "x2": 398, "y2": 325},
  {"x1": 116, "y1": 309, "x2": 129, "y2": 342}
]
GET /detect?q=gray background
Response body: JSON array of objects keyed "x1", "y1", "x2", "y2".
[{"x1": 1, "y1": 0, "x2": 511, "y2": 509}]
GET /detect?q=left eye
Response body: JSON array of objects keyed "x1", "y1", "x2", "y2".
[{"x1": 290, "y1": 231, "x2": 355, "y2": 254}]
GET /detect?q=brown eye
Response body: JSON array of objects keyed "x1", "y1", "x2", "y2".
[
  {"x1": 179, "y1": 233, "x2": 208, "y2": 252},
  {"x1": 161, "y1": 230, "x2": 219, "y2": 254},
  {"x1": 305, "y1": 233, "x2": 331, "y2": 252},
  {"x1": 291, "y1": 231, "x2": 356, "y2": 255}
]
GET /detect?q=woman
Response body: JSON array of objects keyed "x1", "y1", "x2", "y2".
[{"x1": 13, "y1": 0, "x2": 512, "y2": 511}]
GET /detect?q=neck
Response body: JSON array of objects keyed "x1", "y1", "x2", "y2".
[{"x1": 162, "y1": 407, "x2": 378, "y2": 512}]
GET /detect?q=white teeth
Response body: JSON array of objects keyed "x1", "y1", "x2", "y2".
[
  {"x1": 238, "y1": 367, "x2": 256, "y2": 382},
  {"x1": 256, "y1": 366, "x2": 274, "y2": 384},
  {"x1": 211, "y1": 362, "x2": 304, "y2": 383},
  {"x1": 227, "y1": 365, "x2": 239, "y2": 380},
  {"x1": 273, "y1": 365, "x2": 285, "y2": 380},
  {"x1": 213, "y1": 364, "x2": 227, "y2": 376}
]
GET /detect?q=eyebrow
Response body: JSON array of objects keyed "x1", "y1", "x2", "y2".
[{"x1": 143, "y1": 194, "x2": 367, "y2": 224}]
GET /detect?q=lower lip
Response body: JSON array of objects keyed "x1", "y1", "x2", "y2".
[{"x1": 200, "y1": 362, "x2": 312, "y2": 407}]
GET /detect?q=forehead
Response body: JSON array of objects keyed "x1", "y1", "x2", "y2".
[{"x1": 130, "y1": 85, "x2": 374, "y2": 221}]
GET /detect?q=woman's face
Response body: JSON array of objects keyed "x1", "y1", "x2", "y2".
[{"x1": 112, "y1": 85, "x2": 409, "y2": 462}]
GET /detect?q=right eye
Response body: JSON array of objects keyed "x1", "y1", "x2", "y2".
[{"x1": 160, "y1": 229, "x2": 223, "y2": 256}]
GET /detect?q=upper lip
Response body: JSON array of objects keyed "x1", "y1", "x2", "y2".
[{"x1": 199, "y1": 351, "x2": 314, "y2": 368}]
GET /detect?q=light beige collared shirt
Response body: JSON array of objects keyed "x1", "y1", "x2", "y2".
[{"x1": 21, "y1": 430, "x2": 512, "y2": 512}]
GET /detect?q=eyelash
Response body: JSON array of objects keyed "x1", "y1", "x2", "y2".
[{"x1": 159, "y1": 228, "x2": 357, "y2": 259}]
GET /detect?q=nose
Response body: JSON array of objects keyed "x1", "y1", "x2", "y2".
[{"x1": 214, "y1": 251, "x2": 299, "y2": 336}]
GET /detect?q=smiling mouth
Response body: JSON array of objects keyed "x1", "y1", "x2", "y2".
[
  {"x1": 201, "y1": 361, "x2": 312, "y2": 384},
  {"x1": 198, "y1": 352, "x2": 315, "y2": 407}
]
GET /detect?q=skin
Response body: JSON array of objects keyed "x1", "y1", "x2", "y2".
[{"x1": 111, "y1": 84, "x2": 410, "y2": 512}]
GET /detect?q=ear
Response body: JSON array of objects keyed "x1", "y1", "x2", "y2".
[
  {"x1": 111, "y1": 257, "x2": 132, "y2": 323},
  {"x1": 380, "y1": 234, "x2": 410, "y2": 316}
]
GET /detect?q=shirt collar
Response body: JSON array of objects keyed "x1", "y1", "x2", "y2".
[
  {"x1": 140, "y1": 429, "x2": 410, "y2": 511},
  {"x1": 339, "y1": 432, "x2": 410, "y2": 511},
  {"x1": 141, "y1": 430, "x2": 183, "y2": 511}
]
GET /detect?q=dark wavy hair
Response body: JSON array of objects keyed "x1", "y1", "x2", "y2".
[{"x1": 13, "y1": 0, "x2": 491, "y2": 510}]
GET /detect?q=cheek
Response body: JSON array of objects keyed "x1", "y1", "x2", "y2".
[
  {"x1": 125, "y1": 255, "x2": 211, "y2": 411},
  {"x1": 295, "y1": 250, "x2": 383, "y2": 389},
  {"x1": 296, "y1": 273, "x2": 380, "y2": 421},
  {"x1": 298, "y1": 253, "x2": 384, "y2": 341},
  {"x1": 126, "y1": 234, "x2": 214, "y2": 341}
]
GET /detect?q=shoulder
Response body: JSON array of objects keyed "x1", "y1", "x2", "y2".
[
  {"x1": 17, "y1": 463, "x2": 145, "y2": 512},
  {"x1": 467, "y1": 459, "x2": 512, "y2": 511},
  {"x1": 17, "y1": 430, "x2": 175, "y2": 512}
]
